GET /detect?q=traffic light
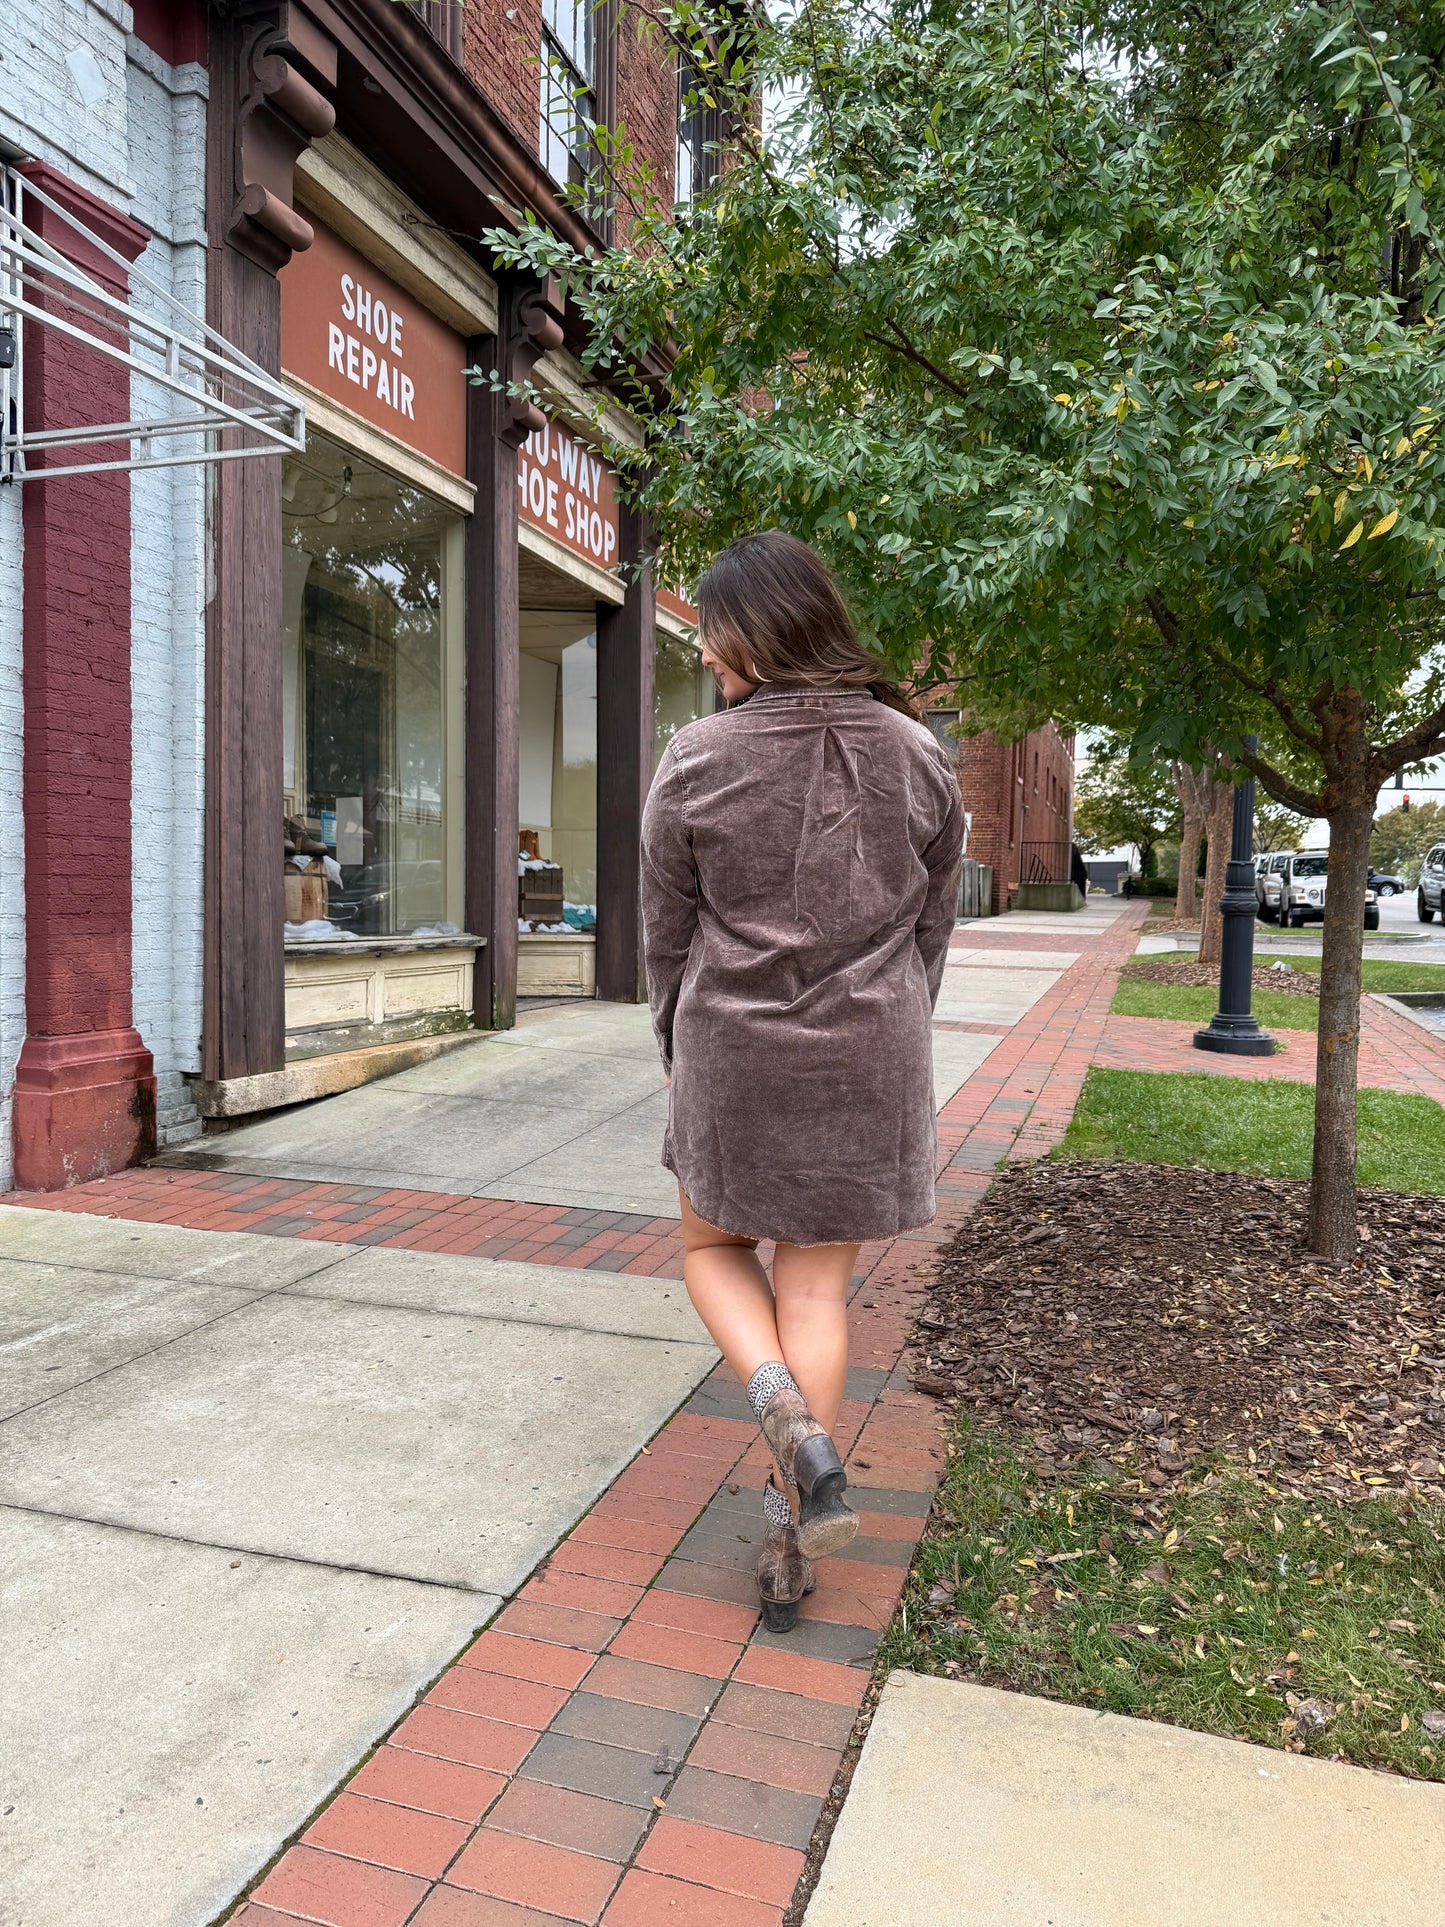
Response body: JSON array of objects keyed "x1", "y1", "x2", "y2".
[{"x1": 1403, "y1": 793, "x2": 1411, "y2": 812}]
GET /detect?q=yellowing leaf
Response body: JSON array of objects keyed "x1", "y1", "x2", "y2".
[
  {"x1": 1339, "y1": 522, "x2": 1364, "y2": 550},
  {"x1": 1369, "y1": 507, "x2": 1399, "y2": 538},
  {"x1": 846, "y1": 511, "x2": 857, "y2": 530},
  {"x1": 1053, "y1": 393, "x2": 1072, "y2": 405},
  {"x1": 1396, "y1": 436, "x2": 1413, "y2": 457},
  {"x1": 1333, "y1": 491, "x2": 1349, "y2": 523},
  {"x1": 1163, "y1": 1528, "x2": 1179, "y2": 1548}
]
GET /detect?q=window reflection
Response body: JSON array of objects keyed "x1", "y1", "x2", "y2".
[{"x1": 281, "y1": 432, "x2": 458, "y2": 939}]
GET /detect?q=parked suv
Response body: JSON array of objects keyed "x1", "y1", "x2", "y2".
[
  {"x1": 1420, "y1": 844, "x2": 1445, "y2": 922},
  {"x1": 1281, "y1": 852, "x2": 1380, "y2": 930},
  {"x1": 1255, "y1": 850, "x2": 1295, "y2": 922}
]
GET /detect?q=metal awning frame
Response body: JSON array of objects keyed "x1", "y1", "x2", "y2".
[{"x1": 0, "y1": 163, "x2": 305, "y2": 483}]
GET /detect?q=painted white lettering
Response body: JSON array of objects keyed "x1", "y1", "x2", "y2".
[
  {"x1": 545, "y1": 477, "x2": 558, "y2": 527},
  {"x1": 528, "y1": 466, "x2": 546, "y2": 517},
  {"x1": 565, "y1": 494, "x2": 576, "y2": 542},
  {"x1": 355, "y1": 285, "x2": 372, "y2": 336},
  {"x1": 603, "y1": 520, "x2": 616, "y2": 563},
  {"x1": 372, "y1": 301, "x2": 390, "y2": 345},
  {"x1": 558, "y1": 435, "x2": 579, "y2": 485},
  {"x1": 376, "y1": 359, "x2": 392, "y2": 407},
  {"x1": 400, "y1": 373, "x2": 415, "y2": 419},
  {"x1": 577, "y1": 457, "x2": 592, "y2": 502},
  {"x1": 589, "y1": 456, "x2": 602, "y2": 500},
  {"x1": 328, "y1": 322, "x2": 345, "y2": 372},
  {"x1": 518, "y1": 461, "x2": 530, "y2": 499},
  {"x1": 361, "y1": 345, "x2": 378, "y2": 392},
  {"x1": 391, "y1": 314, "x2": 404, "y2": 358},
  {"x1": 341, "y1": 273, "x2": 355, "y2": 322},
  {"x1": 536, "y1": 421, "x2": 551, "y2": 465},
  {"x1": 345, "y1": 334, "x2": 360, "y2": 384}
]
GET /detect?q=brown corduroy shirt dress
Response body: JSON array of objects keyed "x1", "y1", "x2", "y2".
[{"x1": 641, "y1": 686, "x2": 965, "y2": 1246}]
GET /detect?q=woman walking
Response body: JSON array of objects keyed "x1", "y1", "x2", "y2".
[{"x1": 641, "y1": 531, "x2": 964, "y2": 1630}]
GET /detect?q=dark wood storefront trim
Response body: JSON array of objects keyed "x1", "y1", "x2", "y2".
[
  {"x1": 596, "y1": 504, "x2": 657, "y2": 1004},
  {"x1": 203, "y1": 6, "x2": 333, "y2": 1083},
  {"x1": 464, "y1": 277, "x2": 565, "y2": 1033}
]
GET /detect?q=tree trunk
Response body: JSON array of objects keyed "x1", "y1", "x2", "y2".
[
  {"x1": 1308, "y1": 785, "x2": 1375, "y2": 1263},
  {"x1": 1174, "y1": 763, "x2": 1204, "y2": 921},
  {"x1": 1196, "y1": 779, "x2": 1234, "y2": 966}
]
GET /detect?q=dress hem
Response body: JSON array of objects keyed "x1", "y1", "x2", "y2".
[{"x1": 665, "y1": 1152, "x2": 938, "y2": 1249}]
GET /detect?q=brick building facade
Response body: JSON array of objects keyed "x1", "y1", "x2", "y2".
[
  {"x1": 0, "y1": 0, "x2": 715, "y2": 1188},
  {"x1": 950, "y1": 721, "x2": 1076, "y2": 912}
]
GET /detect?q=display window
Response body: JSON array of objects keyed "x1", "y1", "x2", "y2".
[
  {"x1": 518, "y1": 611, "x2": 599, "y2": 933},
  {"x1": 655, "y1": 631, "x2": 715, "y2": 757},
  {"x1": 281, "y1": 430, "x2": 464, "y2": 941}
]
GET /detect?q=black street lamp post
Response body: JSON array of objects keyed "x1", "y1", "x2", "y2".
[{"x1": 1194, "y1": 740, "x2": 1276, "y2": 1057}]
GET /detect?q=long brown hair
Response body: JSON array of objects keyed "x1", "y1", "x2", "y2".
[{"x1": 696, "y1": 530, "x2": 919, "y2": 718}]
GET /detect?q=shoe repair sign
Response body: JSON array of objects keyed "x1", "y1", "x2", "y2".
[{"x1": 517, "y1": 421, "x2": 619, "y2": 575}]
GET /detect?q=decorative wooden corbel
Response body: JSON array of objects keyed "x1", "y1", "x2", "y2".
[
  {"x1": 217, "y1": 3, "x2": 336, "y2": 273},
  {"x1": 497, "y1": 274, "x2": 566, "y2": 448}
]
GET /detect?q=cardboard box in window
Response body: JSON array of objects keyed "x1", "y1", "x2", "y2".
[
  {"x1": 284, "y1": 864, "x2": 330, "y2": 924},
  {"x1": 519, "y1": 863, "x2": 564, "y2": 926}
]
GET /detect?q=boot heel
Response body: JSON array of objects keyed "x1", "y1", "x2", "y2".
[
  {"x1": 792, "y1": 1432, "x2": 844, "y2": 1497},
  {"x1": 760, "y1": 1597, "x2": 800, "y2": 1633}
]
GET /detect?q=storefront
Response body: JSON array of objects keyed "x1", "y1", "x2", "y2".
[
  {"x1": 276, "y1": 175, "x2": 480, "y2": 1061},
  {"x1": 191, "y1": 130, "x2": 715, "y2": 1110}
]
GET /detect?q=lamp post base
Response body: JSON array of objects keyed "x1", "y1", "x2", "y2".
[{"x1": 1193, "y1": 1016, "x2": 1276, "y2": 1056}]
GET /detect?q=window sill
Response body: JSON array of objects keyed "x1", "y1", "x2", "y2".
[{"x1": 283, "y1": 932, "x2": 484, "y2": 958}]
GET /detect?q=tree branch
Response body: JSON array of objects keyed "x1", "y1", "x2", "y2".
[{"x1": 1234, "y1": 744, "x2": 1327, "y2": 819}]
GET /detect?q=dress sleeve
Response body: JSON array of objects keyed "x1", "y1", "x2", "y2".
[
  {"x1": 640, "y1": 743, "x2": 699, "y2": 1072},
  {"x1": 915, "y1": 767, "x2": 966, "y2": 1006}
]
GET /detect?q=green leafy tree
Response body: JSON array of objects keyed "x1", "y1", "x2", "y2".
[
  {"x1": 1254, "y1": 797, "x2": 1312, "y2": 856},
  {"x1": 490, "y1": 0, "x2": 1445, "y2": 1260},
  {"x1": 1371, "y1": 798, "x2": 1445, "y2": 882},
  {"x1": 1073, "y1": 735, "x2": 1180, "y2": 870}
]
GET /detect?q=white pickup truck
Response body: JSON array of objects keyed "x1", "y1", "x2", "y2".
[
  {"x1": 1255, "y1": 850, "x2": 1293, "y2": 922},
  {"x1": 1278, "y1": 851, "x2": 1380, "y2": 931}
]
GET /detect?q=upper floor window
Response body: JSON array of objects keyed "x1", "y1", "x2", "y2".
[
  {"x1": 541, "y1": 0, "x2": 597, "y2": 190},
  {"x1": 675, "y1": 58, "x2": 717, "y2": 205},
  {"x1": 408, "y1": 0, "x2": 463, "y2": 60}
]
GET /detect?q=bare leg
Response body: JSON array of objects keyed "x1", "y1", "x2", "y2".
[
  {"x1": 772, "y1": 1241, "x2": 859, "y2": 1436},
  {"x1": 678, "y1": 1188, "x2": 780, "y2": 1382},
  {"x1": 679, "y1": 1189, "x2": 857, "y2": 1434}
]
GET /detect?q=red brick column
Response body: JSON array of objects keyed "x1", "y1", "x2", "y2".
[{"x1": 12, "y1": 163, "x2": 157, "y2": 1190}]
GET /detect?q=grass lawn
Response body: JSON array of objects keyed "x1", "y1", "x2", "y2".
[
  {"x1": 1112, "y1": 978, "x2": 1320, "y2": 1031},
  {"x1": 1113, "y1": 955, "x2": 1445, "y2": 1031},
  {"x1": 1056, "y1": 1066, "x2": 1445, "y2": 1195},
  {"x1": 884, "y1": 1422, "x2": 1445, "y2": 1780},
  {"x1": 1259, "y1": 954, "x2": 1445, "y2": 995}
]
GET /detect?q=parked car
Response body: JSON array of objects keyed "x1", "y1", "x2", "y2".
[
  {"x1": 1255, "y1": 850, "x2": 1295, "y2": 922},
  {"x1": 1280, "y1": 851, "x2": 1380, "y2": 930},
  {"x1": 1420, "y1": 844, "x2": 1445, "y2": 922},
  {"x1": 1368, "y1": 869, "x2": 1406, "y2": 895}
]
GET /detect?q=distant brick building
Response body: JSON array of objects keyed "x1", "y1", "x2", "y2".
[{"x1": 930, "y1": 715, "x2": 1076, "y2": 912}]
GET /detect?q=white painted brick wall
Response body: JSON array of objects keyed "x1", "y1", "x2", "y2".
[
  {"x1": 0, "y1": 0, "x2": 134, "y2": 205},
  {"x1": 0, "y1": 4, "x2": 212, "y2": 1176},
  {"x1": 126, "y1": 40, "x2": 208, "y2": 1148}
]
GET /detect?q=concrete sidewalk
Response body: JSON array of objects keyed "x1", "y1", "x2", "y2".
[
  {"x1": 806, "y1": 1672, "x2": 1445, "y2": 1926},
  {"x1": 0, "y1": 902, "x2": 1129, "y2": 1926},
  {"x1": 0, "y1": 1211, "x2": 714, "y2": 1926}
]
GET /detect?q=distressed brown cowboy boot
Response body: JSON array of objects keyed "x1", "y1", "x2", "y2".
[
  {"x1": 758, "y1": 1479, "x2": 815, "y2": 1633},
  {"x1": 746, "y1": 1362, "x2": 858, "y2": 1560}
]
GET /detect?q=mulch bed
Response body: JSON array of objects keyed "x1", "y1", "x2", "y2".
[
  {"x1": 1121, "y1": 956, "x2": 1320, "y2": 997},
  {"x1": 912, "y1": 1160, "x2": 1445, "y2": 1504}
]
